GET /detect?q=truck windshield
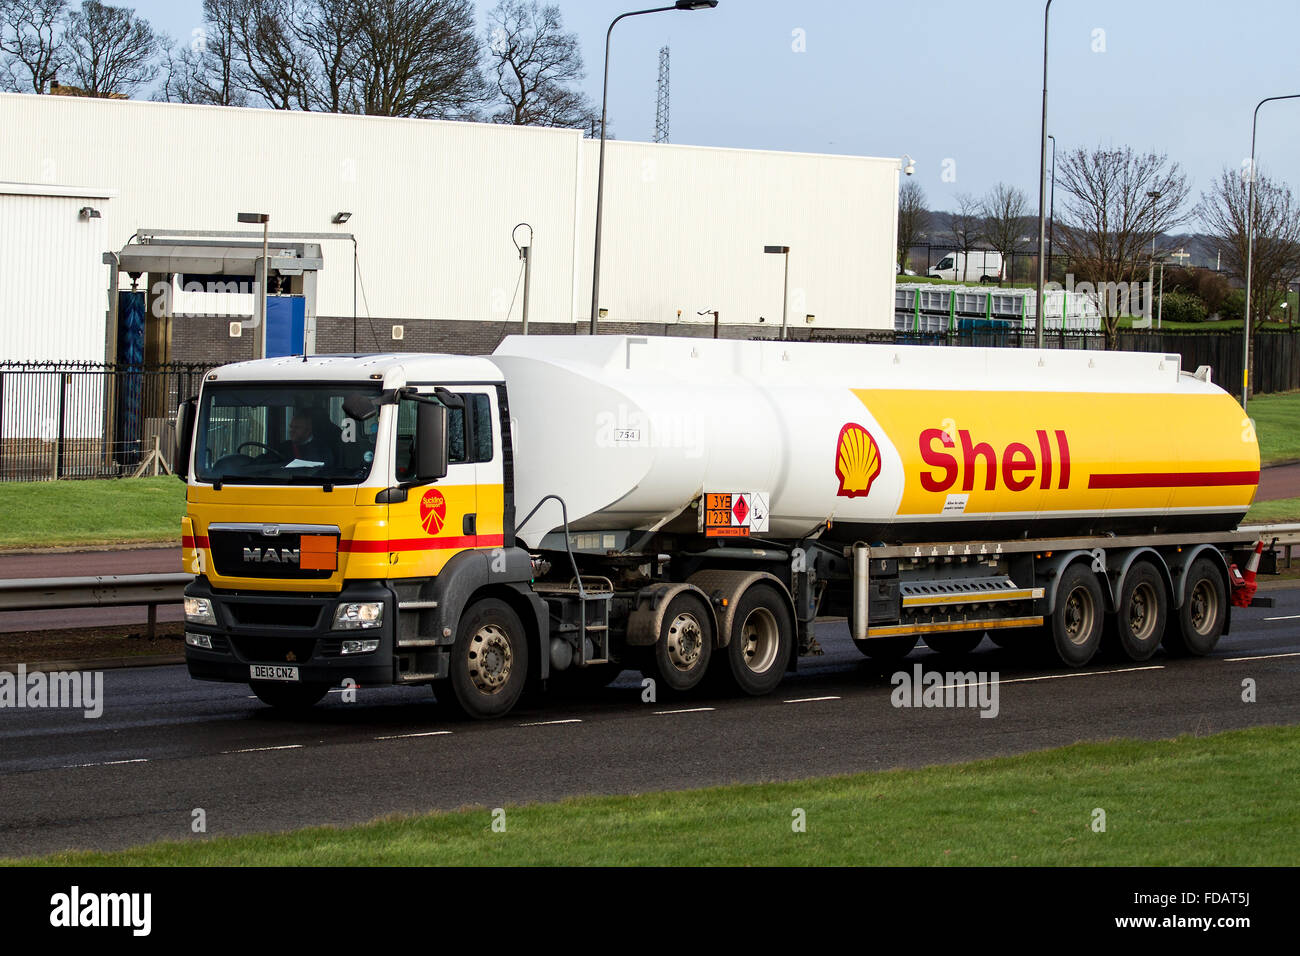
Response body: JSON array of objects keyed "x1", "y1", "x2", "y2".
[
  {"x1": 936, "y1": 257, "x2": 953, "y2": 270},
  {"x1": 194, "y1": 384, "x2": 381, "y2": 485}
]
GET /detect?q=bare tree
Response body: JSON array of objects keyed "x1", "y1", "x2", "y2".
[
  {"x1": 1054, "y1": 145, "x2": 1190, "y2": 347},
  {"x1": 63, "y1": 0, "x2": 157, "y2": 96},
  {"x1": 0, "y1": 0, "x2": 66, "y2": 93},
  {"x1": 979, "y1": 183, "x2": 1029, "y2": 287},
  {"x1": 292, "y1": 0, "x2": 361, "y2": 113},
  {"x1": 229, "y1": 0, "x2": 312, "y2": 110},
  {"x1": 897, "y1": 179, "x2": 928, "y2": 274},
  {"x1": 947, "y1": 192, "x2": 984, "y2": 283},
  {"x1": 1201, "y1": 166, "x2": 1300, "y2": 392},
  {"x1": 484, "y1": 0, "x2": 595, "y2": 129},
  {"x1": 354, "y1": 0, "x2": 485, "y2": 119}
]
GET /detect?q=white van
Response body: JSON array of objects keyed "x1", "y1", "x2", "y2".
[{"x1": 928, "y1": 251, "x2": 1004, "y2": 283}]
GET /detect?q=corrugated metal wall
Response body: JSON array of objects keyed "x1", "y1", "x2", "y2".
[
  {"x1": 0, "y1": 92, "x2": 897, "y2": 350},
  {"x1": 0, "y1": 189, "x2": 109, "y2": 361}
]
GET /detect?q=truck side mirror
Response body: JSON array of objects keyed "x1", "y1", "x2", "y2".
[
  {"x1": 175, "y1": 397, "x2": 197, "y2": 481},
  {"x1": 415, "y1": 401, "x2": 449, "y2": 482}
]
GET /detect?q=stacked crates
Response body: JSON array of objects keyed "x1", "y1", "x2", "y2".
[{"x1": 894, "y1": 283, "x2": 1103, "y2": 332}]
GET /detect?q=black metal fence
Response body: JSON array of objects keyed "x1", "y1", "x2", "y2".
[{"x1": 0, "y1": 362, "x2": 211, "y2": 481}]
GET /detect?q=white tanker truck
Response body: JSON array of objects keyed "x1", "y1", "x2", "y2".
[{"x1": 176, "y1": 336, "x2": 1266, "y2": 718}]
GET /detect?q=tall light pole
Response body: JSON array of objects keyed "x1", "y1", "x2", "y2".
[
  {"x1": 589, "y1": 1, "x2": 718, "y2": 335},
  {"x1": 238, "y1": 212, "x2": 269, "y2": 359},
  {"x1": 1047, "y1": 133, "x2": 1056, "y2": 283},
  {"x1": 1242, "y1": 93, "x2": 1300, "y2": 410},
  {"x1": 1033, "y1": 0, "x2": 1054, "y2": 349},
  {"x1": 764, "y1": 245, "x2": 790, "y2": 340}
]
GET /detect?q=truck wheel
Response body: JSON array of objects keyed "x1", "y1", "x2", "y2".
[
  {"x1": 445, "y1": 598, "x2": 529, "y2": 719},
  {"x1": 1050, "y1": 563, "x2": 1103, "y2": 667},
  {"x1": 1163, "y1": 558, "x2": 1227, "y2": 657},
  {"x1": 250, "y1": 681, "x2": 330, "y2": 711},
  {"x1": 925, "y1": 632, "x2": 983, "y2": 656},
  {"x1": 719, "y1": 584, "x2": 793, "y2": 696},
  {"x1": 1113, "y1": 560, "x2": 1168, "y2": 661},
  {"x1": 644, "y1": 593, "x2": 713, "y2": 694},
  {"x1": 852, "y1": 635, "x2": 918, "y2": 661}
]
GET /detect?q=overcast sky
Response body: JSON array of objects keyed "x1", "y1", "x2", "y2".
[{"x1": 127, "y1": 0, "x2": 1300, "y2": 227}]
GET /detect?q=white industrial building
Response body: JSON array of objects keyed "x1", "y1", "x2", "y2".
[{"x1": 0, "y1": 91, "x2": 900, "y2": 368}]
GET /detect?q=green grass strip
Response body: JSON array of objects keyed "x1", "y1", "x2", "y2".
[
  {"x1": 0, "y1": 476, "x2": 184, "y2": 548},
  {"x1": 13, "y1": 726, "x2": 1299, "y2": 866}
]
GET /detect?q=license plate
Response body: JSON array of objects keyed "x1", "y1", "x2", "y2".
[{"x1": 250, "y1": 664, "x2": 299, "y2": 682}]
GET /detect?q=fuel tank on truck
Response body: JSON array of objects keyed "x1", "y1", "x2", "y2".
[{"x1": 489, "y1": 336, "x2": 1259, "y2": 548}]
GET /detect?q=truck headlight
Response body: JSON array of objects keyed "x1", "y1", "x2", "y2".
[
  {"x1": 184, "y1": 597, "x2": 216, "y2": 625},
  {"x1": 333, "y1": 602, "x2": 384, "y2": 630},
  {"x1": 342, "y1": 638, "x2": 381, "y2": 655},
  {"x1": 185, "y1": 632, "x2": 213, "y2": 649}
]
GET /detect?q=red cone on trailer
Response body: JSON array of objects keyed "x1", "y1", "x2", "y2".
[{"x1": 1230, "y1": 541, "x2": 1264, "y2": 608}]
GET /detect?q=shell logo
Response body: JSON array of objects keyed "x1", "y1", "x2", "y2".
[
  {"x1": 835, "y1": 422, "x2": 882, "y2": 498},
  {"x1": 420, "y1": 488, "x2": 447, "y2": 534}
]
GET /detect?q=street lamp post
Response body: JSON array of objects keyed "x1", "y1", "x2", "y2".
[
  {"x1": 1047, "y1": 133, "x2": 1056, "y2": 283},
  {"x1": 237, "y1": 212, "x2": 269, "y2": 358},
  {"x1": 588, "y1": 1, "x2": 718, "y2": 335},
  {"x1": 1034, "y1": 0, "x2": 1054, "y2": 350},
  {"x1": 1242, "y1": 93, "x2": 1300, "y2": 410},
  {"x1": 764, "y1": 246, "x2": 790, "y2": 340}
]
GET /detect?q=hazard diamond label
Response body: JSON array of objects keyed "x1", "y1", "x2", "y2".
[
  {"x1": 732, "y1": 494, "x2": 749, "y2": 525},
  {"x1": 701, "y1": 490, "x2": 770, "y2": 537}
]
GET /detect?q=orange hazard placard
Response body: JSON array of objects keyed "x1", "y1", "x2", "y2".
[
  {"x1": 299, "y1": 534, "x2": 338, "y2": 571},
  {"x1": 704, "y1": 493, "x2": 750, "y2": 537}
]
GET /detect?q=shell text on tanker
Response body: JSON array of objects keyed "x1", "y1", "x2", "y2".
[{"x1": 919, "y1": 428, "x2": 1072, "y2": 493}]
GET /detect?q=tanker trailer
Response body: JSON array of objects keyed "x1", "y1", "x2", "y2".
[{"x1": 177, "y1": 336, "x2": 1265, "y2": 718}]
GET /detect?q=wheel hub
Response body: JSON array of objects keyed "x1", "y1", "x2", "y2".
[
  {"x1": 666, "y1": 613, "x2": 703, "y2": 672},
  {"x1": 468, "y1": 624, "x2": 512, "y2": 693},
  {"x1": 740, "y1": 607, "x2": 779, "y2": 674}
]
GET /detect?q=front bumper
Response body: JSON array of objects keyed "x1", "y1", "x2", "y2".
[{"x1": 183, "y1": 577, "x2": 398, "y2": 686}]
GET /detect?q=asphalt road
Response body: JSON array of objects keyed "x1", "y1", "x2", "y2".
[{"x1": 1, "y1": 589, "x2": 1297, "y2": 859}]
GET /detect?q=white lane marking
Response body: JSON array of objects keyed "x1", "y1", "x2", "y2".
[
  {"x1": 374, "y1": 731, "x2": 453, "y2": 740},
  {"x1": 1223, "y1": 652, "x2": 1300, "y2": 662},
  {"x1": 783, "y1": 696, "x2": 841, "y2": 704},
  {"x1": 1263, "y1": 614, "x2": 1300, "y2": 622},
  {"x1": 518, "y1": 719, "x2": 583, "y2": 726},
  {"x1": 64, "y1": 758, "x2": 149, "y2": 768},
  {"x1": 652, "y1": 707, "x2": 715, "y2": 715},
  {"x1": 220, "y1": 744, "x2": 304, "y2": 754},
  {"x1": 937, "y1": 665, "x2": 1164, "y2": 690}
]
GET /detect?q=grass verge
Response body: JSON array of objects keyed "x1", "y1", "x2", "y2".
[
  {"x1": 1249, "y1": 390, "x2": 1300, "y2": 465},
  {"x1": 1244, "y1": 495, "x2": 1300, "y2": 525},
  {"x1": 0, "y1": 476, "x2": 183, "y2": 548},
  {"x1": 13, "y1": 726, "x2": 1298, "y2": 866}
]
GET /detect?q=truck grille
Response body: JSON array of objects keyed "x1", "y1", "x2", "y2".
[
  {"x1": 208, "y1": 527, "x2": 337, "y2": 580},
  {"x1": 227, "y1": 602, "x2": 323, "y2": 629},
  {"x1": 231, "y1": 636, "x2": 318, "y2": 664}
]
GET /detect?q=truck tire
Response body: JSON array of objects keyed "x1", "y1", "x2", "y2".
[
  {"x1": 924, "y1": 633, "x2": 983, "y2": 656},
  {"x1": 643, "y1": 592, "x2": 713, "y2": 694},
  {"x1": 250, "y1": 681, "x2": 330, "y2": 711},
  {"x1": 718, "y1": 584, "x2": 793, "y2": 696},
  {"x1": 1163, "y1": 558, "x2": 1227, "y2": 657},
  {"x1": 444, "y1": 598, "x2": 529, "y2": 719},
  {"x1": 1049, "y1": 563, "x2": 1104, "y2": 667},
  {"x1": 1112, "y1": 560, "x2": 1168, "y2": 661},
  {"x1": 852, "y1": 635, "x2": 918, "y2": 661}
]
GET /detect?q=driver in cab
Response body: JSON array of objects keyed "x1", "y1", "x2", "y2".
[{"x1": 279, "y1": 411, "x2": 336, "y2": 468}]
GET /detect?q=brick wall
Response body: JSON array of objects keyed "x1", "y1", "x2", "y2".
[{"x1": 169, "y1": 315, "x2": 829, "y2": 364}]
